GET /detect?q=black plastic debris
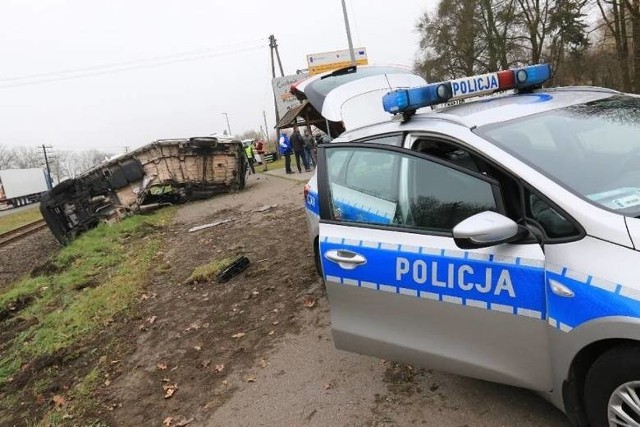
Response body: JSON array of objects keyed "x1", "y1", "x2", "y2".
[{"x1": 216, "y1": 256, "x2": 250, "y2": 283}]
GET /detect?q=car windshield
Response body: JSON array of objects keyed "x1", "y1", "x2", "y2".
[{"x1": 477, "y1": 95, "x2": 640, "y2": 216}]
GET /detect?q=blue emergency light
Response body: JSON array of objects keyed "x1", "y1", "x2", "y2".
[{"x1": 383, "y1": 64, "x2": 552, "y2": 115}]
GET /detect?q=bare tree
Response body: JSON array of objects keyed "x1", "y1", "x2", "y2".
[
  {"x1": 478, "y1": 0, "x2": 522, "y2": 71},
  {"x1": 597, "y1": 0, "x2": 634, "y2": 91},
  {"x1": 415, "y1": 0, "x2": 483, "y2": 80},
  {"x1": 8, "y1": 146, "x2": 42, "y2": 169},
  {"x1": 622, "y1": 0, "x2": 640, "y2": 91},
  {"x1": 46, "y1": 149, "x2": 112, "y2": 180},
  {"x1": 238, "y1": 129, "x2": 261, "y2": 140},
  {"x1": 0, "y1": 145, "x2": 14, "y2": 169},
  {"x1": 415, "y1": 0, "x2": 590, "y2": 86}
]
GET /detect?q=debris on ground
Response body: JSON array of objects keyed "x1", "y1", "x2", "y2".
[
  {"x1": 216, "y1": 256, "x2": 250, "y2": 283},
  {"x1": 252, "y1": 204, "x2": 278, "y2": 213},
  {"x1": 188, "y1": 219, "x2": 234, "y2": 233},
  {"x1": 163, "y1": 383, "x2": 178, "y2": 399},
  {"x1": 303, "y1": 295, "x2": 316, "y2": 308}
]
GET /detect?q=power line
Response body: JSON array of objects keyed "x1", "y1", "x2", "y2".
[
  {"x1": 0, "y1": 39, "x2": 264, "y2": 83},
  {"x1": 0, "y1": 41, "x2": 265, "y2": 89}
]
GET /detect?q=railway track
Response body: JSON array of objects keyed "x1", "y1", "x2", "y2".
[{"x1": 0, "y1": 219, "x2": 47, "y2": 248}]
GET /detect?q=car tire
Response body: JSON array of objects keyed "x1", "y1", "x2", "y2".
[{"x1": 584, "y1": 344, "x2": 640, "y2": 426}]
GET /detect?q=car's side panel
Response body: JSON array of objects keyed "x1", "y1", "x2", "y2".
[
  {"x1": 547, "y1": 317, "x2": 640, "y2": 412},
  {"x1": 538, "y1": 237, "x2": 640, "y2": 404},
  {"x1": 320, "y1": 222, "x2": 553, "y2": 391}
]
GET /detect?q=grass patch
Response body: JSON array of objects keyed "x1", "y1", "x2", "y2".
[
  {"x1": 261, "y1": 157, "x2": 285, "y2": 171},
  {"x1": 0, "y1": 205, "x2": 42, "y2": 234},
  {"x1": 0, "y1": 207, "x2": 176, "y2": 389},
  {"x1": 68, "y1": 367, "x2": 101, "y2": 411},
  {"x1": 185, "y1": 257, "x2": 234, "y2": 284}
]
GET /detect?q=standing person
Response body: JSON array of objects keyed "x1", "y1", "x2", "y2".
[
  {"x1": 279, "y1": 131, "x2": 293, "y2": 174},
  {"x1": 290, "y1": 127, "x2": 310, "y2": 173},
  {"x1": 255, "y1": 139, "x2": 268, "y2": 171},
  {"x1": 303, "y1": 129, "x2": 316, "y2": 168},
  {"x1": 244, "y1": 141, "x2": 255, "y2": 174}
]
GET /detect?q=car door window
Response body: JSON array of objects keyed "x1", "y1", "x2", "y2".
[
  {"x1": 324, "y1": 145, "x2": 500, "y2": 231},
  {"x1": 528, "y1": 192, "x2": 579, "y2": 239},
  {"x1": 327, "y1": 147, "x2": 400, "y2": 225},
  {"x1": 407, "y1": 159, "x2": 498, "y2": 232}
]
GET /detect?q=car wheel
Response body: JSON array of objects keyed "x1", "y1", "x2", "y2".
[{"x1": 584, "y1": 344, "x2": 640, "y2": 426}]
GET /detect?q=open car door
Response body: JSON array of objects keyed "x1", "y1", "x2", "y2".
[{"x1": 316, "y1": 141, "x2": 553, "y2": 391}]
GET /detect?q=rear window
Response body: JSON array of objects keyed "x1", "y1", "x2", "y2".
[{"x1": 308, "y1": 66, "x2": 414, "y2": 97}]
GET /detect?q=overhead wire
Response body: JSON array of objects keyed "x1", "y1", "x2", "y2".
[{"x1": 0, "y1": 39, "x2": 266, "y2": 89}]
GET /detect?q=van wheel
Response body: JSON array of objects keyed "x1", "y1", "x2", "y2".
[{"x1": 584, "y1": 345, "x2": 640, "y2": 426}]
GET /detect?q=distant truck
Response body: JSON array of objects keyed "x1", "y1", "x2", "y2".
[{"x1": 0, "y1": 168, "x2": 50, "y2": 209}]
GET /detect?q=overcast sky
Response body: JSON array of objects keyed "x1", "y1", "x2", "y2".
[{"x1": 0, "y1": 0, "x2": 433, "y2": 153}]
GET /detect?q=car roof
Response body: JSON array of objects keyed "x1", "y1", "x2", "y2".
[
  {"x1": 342, "y1": 86, "x2": 621, "y2": 138},
  {"x1": 437, "y1": 86, "x2": 619, "y2": 127}
]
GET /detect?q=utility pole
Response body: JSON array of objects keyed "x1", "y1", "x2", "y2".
[
  {"x1": 262, "y1": 110, "x2": 270, "y2": 141},
  {"x1": 268, "y1": 35, "x2": 285, "y2": 78},
  {"x1": 269, "y1": 35, "x2": 285, "y2": 147},
  {"x1": 341, "y1": 0, "x2": 356, "y2": 65},
  {"x1": 222, "y1": 112, "x2": 232, "y2": 135},
  {"x1": 40, "y1": 144, "x2": 53, "y2": 189}
]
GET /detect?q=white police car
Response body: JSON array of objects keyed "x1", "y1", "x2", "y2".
[{"x1": 304, "y1": 64, "x2": 640, "y2": 426}]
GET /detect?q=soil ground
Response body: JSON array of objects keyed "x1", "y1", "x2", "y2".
[{"x1": 0, "y1": 171, "x2": 571, "y2": 426}]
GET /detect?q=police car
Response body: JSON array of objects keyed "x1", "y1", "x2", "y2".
[{"x1": 304, "y1": 64, "x2": 640, "y2": 426}]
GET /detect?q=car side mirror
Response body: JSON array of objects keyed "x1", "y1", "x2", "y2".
[{"x1": 453, "y1": 211, "x2": 528, "y2": 249}]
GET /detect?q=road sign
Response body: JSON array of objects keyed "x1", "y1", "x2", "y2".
[
  {"x1": 271, "y1": 73, "x2": 309, "y2": 120},
  {"x1": 306, "y1": 48, "x2": 368, "y2": 76}
]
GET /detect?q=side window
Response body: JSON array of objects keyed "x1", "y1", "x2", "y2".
[
  {"x1": 324, "y1": 146, "x2": 499, "y2": 232},
  {"x1": 528, "y1": 192, "x2": 579, "y2": 239},
  {"x1": 359, "y1": 133, "x2": 403, "y2": 146},
  {"x1": 407, "y1": 160, "x2": 498, "y2": 232},
  {"x1": 327, "y1": 147, "x2": 400, "y2": 226},
  {"x1": 344, "y1": 150, "x2": 395, "y2": 199}
]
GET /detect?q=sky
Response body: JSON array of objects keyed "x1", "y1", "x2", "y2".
[{"x1": 0, "y1": 0, "x2": 434, "y2": 153}]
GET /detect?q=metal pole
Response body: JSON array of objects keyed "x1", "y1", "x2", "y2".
[
  {"x1": 263, "y1": 110, "x2": 270, "y2": 140},
  {"x1": 269, "y1": 35, "x2": 282, "y2": 155},
  {"x1": 222, "y1": 113, "x2": 232, "y2": 135},
  {"x1": 341, "y1": 0, "x2": 356, "y2": 65},
  {"x1": 41, "y1": 144, "x2": 53, "y2": 189}
]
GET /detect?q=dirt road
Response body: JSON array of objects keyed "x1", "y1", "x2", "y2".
[{"x1": 1, "y1": 171, "x2": 571, "y2": 426}]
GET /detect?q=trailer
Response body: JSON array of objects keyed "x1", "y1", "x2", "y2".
[{"x1": 0, "y1": 168, "x2": 50, "y2": 209}]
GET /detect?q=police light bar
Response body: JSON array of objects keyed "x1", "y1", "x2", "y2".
[{"x1": 382, "y1": 64, "x2": 551, "y2": 115}]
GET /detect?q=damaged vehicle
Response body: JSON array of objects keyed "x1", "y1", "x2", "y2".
[{"x1": 41, "y1": 136, "x2": 247, "y2": 244}]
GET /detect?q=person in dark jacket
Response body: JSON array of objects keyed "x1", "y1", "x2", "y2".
[
  {"x1": 290, "y1": 127, "x2": 310, "y2": 173},
  {"x1": 279, "y1": 131, "x2": 293, "y2": 174},
  {"x1": 303, "y1": 128, "x2": 316, "y2": 168}
]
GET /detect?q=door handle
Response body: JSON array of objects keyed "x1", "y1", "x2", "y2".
[{"x1": 324, "y1": 249, "x2": 367, "y2": 270}]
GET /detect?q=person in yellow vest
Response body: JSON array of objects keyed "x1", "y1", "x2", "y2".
[{"x1": 244, "y1": 141, "x2": 256, "y2": 174}]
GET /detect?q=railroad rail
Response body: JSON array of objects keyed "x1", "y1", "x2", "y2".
[{"x1": 0, "y1": 219, "x2": 47, "y2": 247}]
